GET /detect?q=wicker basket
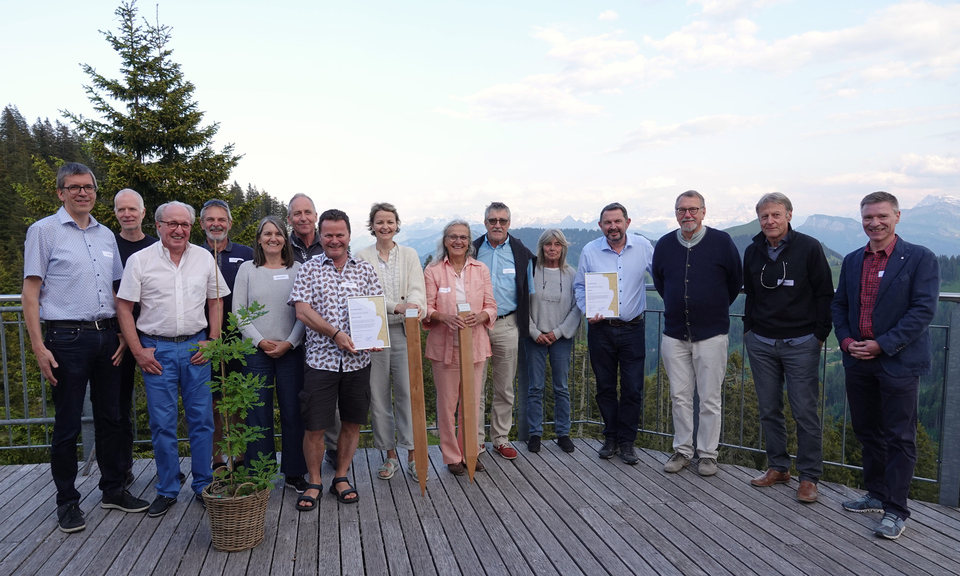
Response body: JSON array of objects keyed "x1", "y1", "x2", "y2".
[{"x1": 203, "y1": 481, "x2": 271, "y2": 552}]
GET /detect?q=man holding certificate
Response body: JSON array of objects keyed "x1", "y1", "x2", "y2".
[
  {"x1": 574, "y1": 203, "x2": 654, "y2": 465},
  {"x1": 289, "y1": 209, "x2": 383, "y2": 508}
]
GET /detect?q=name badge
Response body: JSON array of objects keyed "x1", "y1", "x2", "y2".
[
  {"x1": 783, "y1": 279, "x2": 794, "y2": 286},
  {"x1": 878, "y1": 271, "x2": 884, "y2": 277},
  {"x1": 457, "y1": 303, "x2": 472, "y2": 313},
  {"x1": 273, "y1": 274, "x2": 289, "y2": 280},
  {"x1": 503, "y1": 267, "x2": 516, "y2": 274},
  {"x1": 102, "y1": 251, "x2": 114, "y2": 258},
  {"x1": 439, "y1": 287, "x2": 452, "y2": 293},
  {"x1": 405, "y1": 308, "x2": 419, "y2": 318},
  {"x1": 229, "y1": 257, "x2": 244, "y2": 263},
  {"x1": 342, "y1": 282, "x2": 358, "y2": 288}
]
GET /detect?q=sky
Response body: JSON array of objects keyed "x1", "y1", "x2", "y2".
[{"x1": 2, "y1": 0, "x2": 959, "y2": 233}]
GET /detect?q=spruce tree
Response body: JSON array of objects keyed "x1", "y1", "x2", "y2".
[{"x1": 63, "y1": 0, "x2": 242, "y2": 239}]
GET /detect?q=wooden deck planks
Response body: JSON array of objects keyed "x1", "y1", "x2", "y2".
[{"x1": 1, "y1": 444, "x2": 959, "y2": 576}]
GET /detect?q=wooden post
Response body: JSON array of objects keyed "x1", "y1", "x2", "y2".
[
  {"x1": 458, "y1": 305, "x2": 478, "y2": 481},
  {"x1": 405, "y1": 310, "x2": 429, "y2": 496}
]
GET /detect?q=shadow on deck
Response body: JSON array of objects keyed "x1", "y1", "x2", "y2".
[{"x1": 1, "y1": 439, "x2": 959, "y2": 575}]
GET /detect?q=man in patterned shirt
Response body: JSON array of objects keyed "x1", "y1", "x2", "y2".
[
  {"x1": 289, "y1": 209, "x2": 383, "y2": 508},
  {"x1": 23, "y1": 163, "x2": 150, "y2": 533},
  {"x1": 833, "y1": 191, "x2": 939, "y2": 540}
]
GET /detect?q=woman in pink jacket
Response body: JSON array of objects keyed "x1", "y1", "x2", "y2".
[{"x1": 423, "y1": 219, "x2": 497, "y2": 476}]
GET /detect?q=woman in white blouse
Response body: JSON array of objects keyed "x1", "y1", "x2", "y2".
[
  {"x1": 233, "y1": 216, "x2": 308, "y2": 492},
  {"x1": 356, "y1": 203, "x2": 427, "y2": 481}
]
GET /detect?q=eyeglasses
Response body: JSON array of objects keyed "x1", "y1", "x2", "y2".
[
  {"x1": 760, "y1": 261, "x2": 787, "y2": 289},
  {"x1": 486, "y1": 218, "x2": 509, "y2": 226},
  {"x1": 203, "y1": 199, "x2": 229, "y2": 209},
  {"x1": 158, "y1": 220, "x2": 193, "y2": 231},
  {"x1": 446, "y1": 234, "x2": 469, "y2": 243},
  {"x1": 676, "y1": 207, "x2": 702, "y2": 216},
  {"x1": 60, "y1": 185, "x2": 97, "y2": 195}
]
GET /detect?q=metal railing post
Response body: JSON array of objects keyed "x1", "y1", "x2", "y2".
[{"x1": 939, "y1": 306, "x2": 960, "y2": 507}]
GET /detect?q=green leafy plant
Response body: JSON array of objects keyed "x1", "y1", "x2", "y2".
[{"x1": 195, "y1": 302, "x2": 279, "y2": 496}]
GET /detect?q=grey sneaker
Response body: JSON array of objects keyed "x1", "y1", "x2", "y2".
[
  {"x1": 842, "y1": 494, "x2": 884, "y2": 513},
  {"x1": 698, "y1": 458, "x2": 718, "y2": 477},
  {"x1": 663, "y1": 452, "x2": 690, "y2": 473},
  {"x1": 874, "y1": 513, "x2": 906, "y2": 540}
]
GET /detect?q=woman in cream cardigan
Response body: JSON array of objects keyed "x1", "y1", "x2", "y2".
[
  {"x1": 422, "y1": 219, "x2": 497, "y2": 476},
  {"x1": 356, "y1": 203, "x2": 427, "y2": 481}
]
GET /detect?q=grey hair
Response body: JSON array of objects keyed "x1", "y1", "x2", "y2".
[
  {"x1": 755, "y1": 192, "x2": 793, "y2": 214},
  {"x1": 155, "y1": 201, "x2": 196, "y2": 223},
  {"x1": 113, "y1": 188, "x2": 144, "y2": 210},
  {"x1": 484, "y1": 202, "x2": 511, "y2": 221},
  {"x1": 288, "y1": 192, "x2": 316, "y2": 214},
  {"x1": 675, "y1": 190, "x2": 705, "y2": 210},
  {"x1": 200, "y1": 199, "x2": 232, "y2": 222},
  {"x1": 56, "y1": 162, "x2": 97, "y2": 190},
  {"x1": 860, "y1": 191, "x2": 899, "y2": 212},
  {"x1": 431, "y1": 219, "x2": 475, "y2": 264},
  {"x1": 536, "y1": 228, "x2": 572, "y2": 271}
]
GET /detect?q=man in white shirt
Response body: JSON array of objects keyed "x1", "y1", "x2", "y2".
[{"x1": 117, "y1": 201, "x2": 229, "y2": 518}]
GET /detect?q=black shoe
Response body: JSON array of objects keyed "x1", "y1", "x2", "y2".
[
  {"x1": 124, "y1": 469, "x2": 135, "y2": 489},
  {"x1": 324, "y1": 449, "x2": 338, "y2": 467},
  {"x1": 179, "y1": 472, "x2": 187, "y2": 487},
  {"x1": 148, "y1": 495, "x2": 177, "y2": 518},
  {"x1": 194, "y1": 492, "x2": 206, "y2": 508},
  {"x1": 286, "y1": 475, "x2": 309, "y2": 494},
  {"x1": 599, "y1": 438, "x2": 619, "y2": 459},
  {"x1": 528, "y1": 435, "x2": 541, "y2": 453},
  {"x1": 557, "y1": 435, "x2": 575, "y2": 453},
  {"x1": 101, "y1": 490, "x2": 150, "y2": 513},
  {"x1": 57, "y1": 503, "x2": 86, "y2": 533},
  {"x1": 619, "y1": 444, "x2": 639, "y2": 465}
]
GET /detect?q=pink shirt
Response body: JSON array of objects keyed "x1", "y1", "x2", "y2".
[{"x1": 423, "y1": 257, "x2": 498, "y2": 365}]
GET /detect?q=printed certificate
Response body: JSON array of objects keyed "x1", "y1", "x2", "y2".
[
  {"x1": 348, "y1": 295, "x2": 390, "y2": 349},
  {"x1": 584, "y1": 272, "x2": 619, "y2": 318}
]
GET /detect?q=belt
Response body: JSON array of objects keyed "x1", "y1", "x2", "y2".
[
  {"x1": 604, "y1": 316, "x2": 643, "y2": 327},
  {"x1": 139, "y1": 331, "x2": 202, "y2": 343},
  {"x1": 46, "y1": 318, "x2": 117, "y2": 331},
  {"x1": 497, "y1": 310, "x2": 515, "y2": 320}
]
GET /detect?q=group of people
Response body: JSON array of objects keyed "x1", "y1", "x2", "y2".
[{"x1": 26, "y1": 162, "x2": 938, "y2": 542}]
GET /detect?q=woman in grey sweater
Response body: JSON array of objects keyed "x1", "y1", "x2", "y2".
[
  {"x1": 524, "y1": 229, "x2": 582, "y2": 453},
  {"x1": 233, "y1": 216, "x2": 308, "y2": 493}
]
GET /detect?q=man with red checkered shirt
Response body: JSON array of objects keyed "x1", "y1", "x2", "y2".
[{"x1": 833, "y1": 191, "x2": 939, "y2": 540}]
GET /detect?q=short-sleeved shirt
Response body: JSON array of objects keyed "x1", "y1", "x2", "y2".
[
  {"x1": 23, "y1": 207, "x2": 123, "y2": 321},
  {"x1": 117, "y1": 241, "x2": 230, "y2": 337},
  {"x1": 288, "y1": 252, "x2": 383, "y2": 372},
  {"x1": 202, "y1": 240, "x2": 254, "y2": 331}
]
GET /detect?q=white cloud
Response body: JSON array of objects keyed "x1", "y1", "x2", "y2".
[
  {"x1": 610, "y1": 114, "x2": 765, "y2": 153},
  {"x1": 901, "y1": 154, "x2": 960, "y2": 176},
  {"x1": 688, "y1": 0, "x2": 792, "y2": 19},
  {"x1": 821, "y1": 171, "x2": 917, "y2": 187},
  {"x1": 803, "y1": 109, "x2": 960, "y2": 137},
  {"x1": 599, "y1": 10, "x2": 619, "y2": 21},
  {"x1": 444, "y1": 83, "x2": 602, "y2": 121}
]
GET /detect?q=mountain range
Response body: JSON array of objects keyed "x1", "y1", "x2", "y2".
[{"x1": 352, "y1": 195, "x2": 960, "y2": 263}]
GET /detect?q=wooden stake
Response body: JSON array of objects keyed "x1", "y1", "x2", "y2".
[
  {"x1": 404, "y1": 310, "x2": 429, "y2": 495},
  {"x1": 458, "y1": 307, "x2": 478, "y2": 482}
]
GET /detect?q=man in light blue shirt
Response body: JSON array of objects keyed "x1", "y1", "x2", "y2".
[
  {"x1": 574, "y1": 202, "x2": 654, "y2": 464},
  {"x1": 473, "y1": 202, "x2": 535, "y2": 459}
]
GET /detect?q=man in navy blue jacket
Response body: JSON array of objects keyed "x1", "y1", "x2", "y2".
[
  {"x1": 832, "y1": 191, "x2": 939, "y2": 540},
  {"x1": 653, "y1": 191, "x2": 742, "y2": 477}
]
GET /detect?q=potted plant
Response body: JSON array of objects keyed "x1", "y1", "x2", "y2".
[{"x1": 196, "y1": 302, "x2": 280, "y2": 552}]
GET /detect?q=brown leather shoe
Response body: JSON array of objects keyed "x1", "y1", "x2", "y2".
[
  {"x1": 750, "y1": 468, "x2": 791, "y2": 487},
  {"x1": 797, "y1": 480, "x2": 818, "y2": 503}
]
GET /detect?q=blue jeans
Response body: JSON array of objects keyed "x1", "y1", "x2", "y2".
[
  {"x1": 523, "y1": 336, "x2": 574, "y2": 436},
  {"x1": 745, "y1": 333, "x2": 823, "y2": 482},
  {"x1": 244, "y1": 346, "x2": 307, "y2": 477},
  {"x1": 47, "y1": 324, "x2": 124, "y2": 505},
  {"x1": 587, "y1": 319, "x2": 645, "y2": 444},
  {"x1": 140, "y1": 333, "x2": 214, "y2": 498}
]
